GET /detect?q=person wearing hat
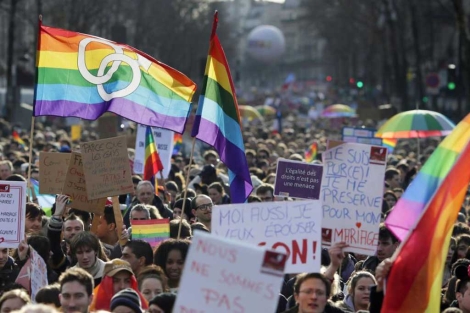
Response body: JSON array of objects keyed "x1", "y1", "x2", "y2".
[
  {"x1": 110, "y1": 288, "x2": 143, "y2": 313},
  {"x1": 90, "y1": 259, "x2": 148, "y2": 311}
]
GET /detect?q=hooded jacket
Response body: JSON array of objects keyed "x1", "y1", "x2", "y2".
[{"x1": 0, "y1": 256, "x2": 19, "y2": 290}]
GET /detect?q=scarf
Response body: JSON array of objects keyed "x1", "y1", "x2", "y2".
[{"x1": 73, "y1": 258, "x2": 105, "y2": 279}]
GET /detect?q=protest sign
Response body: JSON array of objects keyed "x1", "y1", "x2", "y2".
[
  {"x1": 0, "y1": 181, "x2": 26, "y2": 248},
  {"x1": 133, "y1": 125, "x2": 174, "y2": 178},
  {"x1": 174, "y1": 231, "x2": 287, "y2": 313},
  {"x1": 212, "y1": 200, "x2": 322, "y2": 273},
  {"x1": 81, "y1": 136, "x2": 134, "y2": 200},
  {"x1": 62, "y1": 152, "x2": 106, "y2": 214},
  {"x1": 31, "y1": 247, "x2": 48, "y2": 301},
  {"x1": 132, "y1": 219, "x2": 170, "y2": 248},
  {"x1": 320, "y1": 141, "x2": 387, "y2": 255},
  {"x1": 342, "y1": 126, "x2": 385, "y2": 149},
  {"x1": 274, "y1": 158, "x2": 323, "y2": 200},
  {"x1": 39, "y1": 152, "x2": 71, "y2": 194}
]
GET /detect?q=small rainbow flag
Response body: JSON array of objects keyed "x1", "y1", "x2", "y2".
[
  {"x1": 173, "y1": 133, "x2": 183, "y2": 155},
  {"x1": 132, "y1": 219, "x2": 170, "y2": 248},
  {"x1": 382, "y1": 138, "x2": 397, "y2": 153},
  {"x1": 305, "y1": 142, "x2": 318, "y2": 163},
  {"x1": 12, "y1": 131, "x2": 25, "y2": 147},
  {"x1": 33, "y1": 23, "x2": 196, "y2": 133},
  {"x1": 143, "y1": 126, "x2": 163, "y2": 181}
]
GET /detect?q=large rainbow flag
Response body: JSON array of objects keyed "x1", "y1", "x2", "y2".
[
  {"x1": 385, "y1": 114, "x2": 470, "y2": 241},
  {"x1": 34, "y1": 23, "x2": 196, "y2": 133},
  {"x1": 382, "y1": 114, "x2": 470, "y2": 312},
  {"x1": 132, "y1": 219, "x2": 170, "y2": 248},
  {"x1": 191, "y1": 12, "x2": 252, "y2": 203}
]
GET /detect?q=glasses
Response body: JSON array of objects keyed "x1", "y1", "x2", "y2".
[
  {"x1": 299, "y1": 289, "x2": 326, "y2": 297},
  {"x1": 195, "y1": 203, "x2": 213, "y2": 211},
  {"x1": 259, "y1": 196, "x2": 274, "y2": 201}
]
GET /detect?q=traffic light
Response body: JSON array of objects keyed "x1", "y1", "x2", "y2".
[
  {"x1": 326, "y1": 75, "x2": 333, "y2": 82},
  {"x1": 349, "y1": 78, "x2": 355, "y2": 84},
  {"x1": 447, "y1": 64, "x2": 456, "y2": 91},
  {"x1": 356, "y1": 81, "x2": 364, "y2": 88}
]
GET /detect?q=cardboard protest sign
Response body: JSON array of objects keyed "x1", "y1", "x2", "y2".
[
  {"x1": 39, "y1": 152, "x2": 71, "y2": 194},
  {"x1": 174, "y1": 231, "x2": 287, "y2": 313},
  {"x1": 31, "y1": 247, "x2": 48, "y2": 301},
  {"x1": 212, "y1": 200, "x2": 322, "y2": 273},
  {"x1": 97, "y1": 112, "x2": 118, "y2": 139},
  {"x1": 133, "y1": 125, "x2": 174, "y2": 178},
  {"x1": 81, "y1": 136, "x2": 134, "y2": 200},
  {"x1": 320, "y1": 141, "x2": 387, "y2": 255},
  {"x1": 274, "y1": 158, "x2": 323, "y2": 200},
  {"x1": 62, "y1": 152, "x2": 106, "y2": 214},
  {"x1": 0, "y1": 181, "x2": 26, "y2": 248}
]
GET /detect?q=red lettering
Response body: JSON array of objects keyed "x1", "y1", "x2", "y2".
[
  {"x1": 178, "y1": 305, "x2": 204, "y2": 313},
  {"x1": 272, "y1": 242, "x2": 290, "y2": 257},
  {"x1": 190, "y1": 260, "x2": 209, "y2": 277},
  {"x1": 195, "y1": 239, "x2": 237, "y2": 263},
  {"x1": 200, "y1": 288, "x2": 245, "y2": 313},
  {"x1": 292, "y1": 239, "x2": 307, "y2": 264}
]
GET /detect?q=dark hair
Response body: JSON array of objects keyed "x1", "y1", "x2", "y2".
[
  {"x1": 379, "y1": 224, "x2": 398, "y2": 243},
  {"x1": 442, "y1": 308, "x2": 464, "y2": 313},
  {"x1": 153, "y1": 239, "x2": 190, "y2": 275},
  {"x1": 5, "y1": 174, "x2": 27, "y2": 182},
  {"x1": 203, "y1": 150, "x2": 219, "y2": 161},
  {"x1": 294, "y1": 273, "x2": 331, "y2": 298},
  {"x1": 453, "y1": 223, "x2": 470, "y2": 237},
  {"x1": 148, "y1": 292, "x2": 176, "y2": 313},
  {"x1": 59, "y1": 268, "x2": 94, "y2": 297},
  {"x1": 132, "y1": 175, "x2": 143, "y2": 185},
  {"x1": 137, "y1": 265, "x2": 168, "y2": 292},
  {"x1": 70, "y1": 232, "x2": 101, "y2": 257},
  {"x1": 169, "y1": 219, "x2": 191, "y2": 239},
  {"x1": 26, "y1": 202, "x2": 45, "y2": 218},
  {"x1": 191, "y1": 194, "x2": 210, "y2": 211},
  {"x1": 247, "y1": 195, "x2": 262, "y2": 203},
  {"x1": 103, "y1": 205, "x2": 116, "y2": 225},
  {"x1": 208, "y1": 182, "x2": 224, "y2": 195},
  {"x1": 173, "y1": 198, "x2": 194, "y2": 220},
  {"x1": 35, "y1": 283, "x2": 61, "y2": 307},
  {"x1": 385, "y1": 168, "x2": 400, "y2": 181},
  {"x1": 68, "y1": 209, "x2": 91, "y2": 226},
  {"x1": 124, "y1": 240, "x2": 154, "y2": 266},
  {"x1": 255, "y1": 184, "x2": 274, "y2": 195},
  {"x1": 165, "y1": 181, "x2": 179, "y2": 194},
  {"x1": 257, "y1": 147, "x2": 270, "y2": 159}
]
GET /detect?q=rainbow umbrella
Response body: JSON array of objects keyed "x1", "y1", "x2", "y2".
[
  {"x1": 255, "y1": 105, "x2": 276, "y2": 117},
  {"x1": 375, "y1": 110, "x2": 455, "y2": 138},
  {"x1": 321, "y1": 104, "x2": 356, "y2": 118},
  {"x1": 239, "y1": 105, "x2": 264, "y2": 121}
]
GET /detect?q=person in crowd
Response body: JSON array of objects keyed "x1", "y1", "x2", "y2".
[
  {"x1": 188, "y1": 164, "x2": 229, "y2": 194},
  {"x1": 137, "y1": 265, "x2": 167, "y2": 303},
  {"x1": 361, "y1": 224, "x2": 399, "y2": 274},
  {"x1": 392, "y1": 187, "x2": 404, "y2": 200},
  {"x1": 96, "y1": 205, "x2": 119, "y2": 255},
  {"x1": 203, "y1": 150, "x2": 219, "y2": 166},
  {"x1": 335, "y1": 271, "x2": 376, "y2": 312},
  {"x1": 0, "y1": 289, "x2": 30, "y2": 313},
  {"x1": 25, "y1": 203, "x2": 45, "y2": 236},
  {"x1": 0, "y1": 247, "x2": 19, "y2": 291},
  {"x1": 165, "y1": 181, "x2": 179, "y2": 208},
  {"x1": 148, "y1": 293, "x2": 176, "y2": 313},
  {"x1": 35, "y1": 283, "x2": 61, "y2": 309},
  {"x1": 0, "y1": 160, "x2": 13, "y2": 180},
  {"x1": 451, "y1": 235, "x2": 470, "y2": 265},
  {"x1": 383, "y1": 191, "x2": 398, "y2": 210},
  {"x1": 208, "y1": 182, "x2": 230, "y2": 205},
  {"x1": 110, "y1": 288, "x2": 143, "y2": 313},
  {"x1": 58, "y1": 267, "x2": 94, "y2": 313},
  {"x1": 171, "y1": 198, "x2": 194, "y2": 222},
  {"x1": 191, "y1": 194, "x2": 213, "y2": 232},
  {"x1": 91, "y1": 259, "x2": 147, "y2": 311},
  {"x1": 169, "y1": 219, "x2": 192, "y2": 239},
  {"x1": 153, "y1": 239, "x2": 190, "y2": 292},
  {"x1": 121, "y1": 240, "x2": 154, "y2": 277},
  {"x1": 70, "y1": 232, "x2": 108, "y2": 286},
  {"x1": 384, "y1": 168, "x2": 401, "y2": 189},
  {"x1": 256, "y1": 184, "x2": 275, "y2": 202}
]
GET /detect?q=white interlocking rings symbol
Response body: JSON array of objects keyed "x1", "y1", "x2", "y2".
[{"x1": 77, "y1": 38, "x2": 152, "y2": 101}]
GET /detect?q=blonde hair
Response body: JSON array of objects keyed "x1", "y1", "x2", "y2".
[{"x1": 0, "y1": 289, "x2": 30, "y2": 310}]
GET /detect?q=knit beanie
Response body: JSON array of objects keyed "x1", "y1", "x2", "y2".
[{"x1": 110, "y1": 288, "x2": 142, "y2": 313}]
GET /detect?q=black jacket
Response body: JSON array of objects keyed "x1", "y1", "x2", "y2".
[{"x1": 0, "y1": 256, "x2": 19, "y2": 291}]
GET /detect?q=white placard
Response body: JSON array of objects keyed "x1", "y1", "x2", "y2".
[
  {"x1": 31, "y1": 247, "x2": 48, "y2": 301},
  {"x1": 212, "y1": 200, "x2": 322, "y2": 273},
  {"x1": 0, "y1": 181, "x2": 26, "y2": 248},
  {"x1": 133, "y1": 125, "x2": 174, "y2": 178},
  {"x1": 320, "y1": 142, "x2": 387, "y2": 255},
  {"x1": 174, "y1": 231, "x2": 287, "y2": 313}
]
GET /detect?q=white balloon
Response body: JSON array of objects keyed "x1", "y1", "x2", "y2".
[{"x1": 246, "y1": 25, "x2": 286, "y2": 63}]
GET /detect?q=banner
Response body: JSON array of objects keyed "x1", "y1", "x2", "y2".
[
  {"x1": 0, "y1": 181, "x2": 26, "y2": 248},
  {"x1": 31, "y1": 247, "x2": 48, "y2": 301},
  {"x1": 133, "y1": 125, "x2": 174, "y2": 178},
  {"x1": 174, "y1": 231, "x2": 286, "y2": 313},
  {"x1": 39, "y1": 152, "x2": 71, "y2": 194},
  {"x1": 132, "y1": 219, "x2": 170, "y2": 248},
  {"x1": 274, "y1": 159, "x2": 322, "y2": 200},
  {"x1": 320, "y1": 141, "x2": 387, "y2": 255},
  {"x1": 212, "y1": 200, "x2": 322, "y2": 273}
]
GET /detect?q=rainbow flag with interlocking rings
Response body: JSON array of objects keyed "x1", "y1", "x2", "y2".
[
  {"x1": 33, "y1": 23, "x2": 197, "y2": 133},
  {"x1": 132, "y1": 219, "x2": 170, "y2": 248}
]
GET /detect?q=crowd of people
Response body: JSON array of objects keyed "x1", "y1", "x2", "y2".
[{"x1": 0, "y1": 111, "x2": 468, "y2": 313}]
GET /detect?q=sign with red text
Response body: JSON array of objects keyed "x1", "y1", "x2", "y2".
[
  {"x1": 0, "y1": 180, "x2": 26, "y2": 248},
  {"x1": 212, "y1": 200, "x2": 322, "y2": 273},
  {"x1": 62, "y1": 152, "x2": 106, "y2": 214},
  {"x1": 320, "y1": 142, "x2": 387, "y2": 255},
  {"x1": 174, "y1": 231, "x2": 287, "y2": 313},
  {"x1": 81, "y1": 136, "x2": 134, "y2": 200},
  {"x1": 31, "y1": 247, "x2": 48, "y2": 301},
  {"x1": 39, "y1": 152, "x2": 71, "y2": 194}
]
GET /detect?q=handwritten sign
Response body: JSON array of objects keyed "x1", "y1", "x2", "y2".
[
  {"x1": 174, "y1": 231, "x2": 286, "y2": 313},
  {"x1": 133, "y1": 126, "x2": 174, "y2": 178},
  {"x1": 39, "y1": 152, "x2": 71, "y2": 194},
  {"x1": 31, "y1": 247, "x2": 48, "y2": 301},
  {"x1": 0, "y1": 180, "x2": 26, "y2": 248},
  {"x1": 320, "y1": 142, "x2": 387, "y2": 255},
  {"x1": 212, "y1": 200, "x2": 322, "y2": 273},
  {"x1": 81, "y1": 136, "x2": 134, "y2": 200},
  {"x1": 274, "y1": 158, "x2": 323, "y2": 199},
  {"x1": 62, "y1": 152, "x2": 106, "y2": 214}
]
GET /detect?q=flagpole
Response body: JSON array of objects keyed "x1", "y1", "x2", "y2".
[
  {"x1": 27, "y1": 117, "x2": 35, "y2": 201},
  {"x1": 177, "y1": 137, "x2": 196, "y2": 239}
]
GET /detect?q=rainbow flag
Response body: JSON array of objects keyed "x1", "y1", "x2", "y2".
[
  {"x1": 132, "y1": 219, "x2": 170, "y2": 248},
  {"x1": 173, "y1": 133, "x2": 183, "y2": 155},
  {"x1": 143, "y1": 126, "x2": 163, "y2": 181},
  {"x1": 12, "y1": 131, "x2": 25, "y2": 147},
  {"x1": 382, "y1": 116, "x2": 470, "y2": 312},
  {"x1": 382, "y1": 138, "x2": 397, "y2": 153},
  {"x1": 304, "y1": 142, "x2": 318, "y2": 162},
  {"x1": 191, "y1": 12, "x2": 252, "y2": 203},
  {"x1": 33, "y1": 23, "x2": 196, "y2": 133},
  {"x1": 385, "y1": 114, "x2": 470, "y2": 241}
]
